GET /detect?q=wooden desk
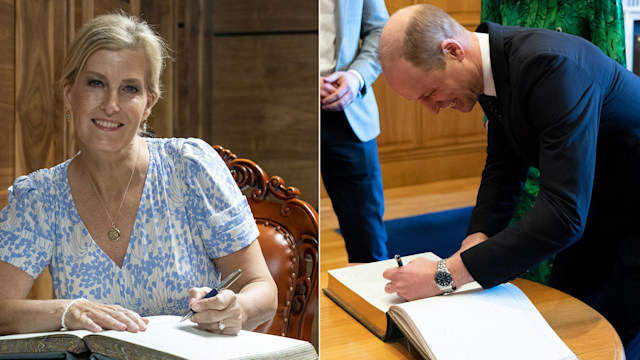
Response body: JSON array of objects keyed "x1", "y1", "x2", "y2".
[{"x1": 320, "y1": 277, "x2": 625, "y2": 359}]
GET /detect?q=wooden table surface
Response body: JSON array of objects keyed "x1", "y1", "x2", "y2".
[{"x1": 320, "y1": 277, "x2": 625, "y2": 359}]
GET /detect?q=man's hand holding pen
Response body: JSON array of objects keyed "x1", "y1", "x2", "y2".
[
  {"x1": 384, "y1": 251, "x2": 478, "y2": 301},
  {"x1": 383, "y1": 257, "x2": 443, "y2": 301}
]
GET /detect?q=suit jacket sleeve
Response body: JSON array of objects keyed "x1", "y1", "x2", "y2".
[
  {"x1": 467, "y1": 105, "x2": 529, "y2": 239},
  {"x1": 347, "y1": 0, "x2": 388, "y2": 92},
  {"x1": 462, "y1": 51, "x2": 602, "y2": 288}
]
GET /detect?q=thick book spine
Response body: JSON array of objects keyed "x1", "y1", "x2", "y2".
[
  {"x1": 0, "y1": 335, "x2": 88, "y2": 355},
  {"x1": 322, "y1": 288, "x2": 389, "y2": 340}
]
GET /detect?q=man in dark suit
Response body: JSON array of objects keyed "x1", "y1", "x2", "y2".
[
  {"x1": 379, "y1": 4, "x2": 640, "y2": 356},
  {"x1": 320, "y1": 0, "x2": 389, "y2": 262}
]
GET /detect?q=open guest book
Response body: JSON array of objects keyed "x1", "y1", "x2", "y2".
[
  {"x1": 0, "y1": 315, "x2": 318, "y2": 360},
  {"x1": 323, "y1": 252, "x2": 578, "y2": 360}
]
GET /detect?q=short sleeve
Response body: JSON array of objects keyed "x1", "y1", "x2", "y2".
[
  {"x1": 0, "y1": 175, "x2": 54, "y2": 278},
  {"x1": 181, "y1": 139, "x2": 259, "y2": 259}
]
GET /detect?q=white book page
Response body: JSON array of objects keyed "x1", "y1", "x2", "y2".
[
  {"x1": 393, "y1": 283, "x2": 577, "y2": 360},
  {"x1": 328, "y1": 252, "x2": 481, "y2": 312},
  {"x1": 88, "y1": 316, "x2": 315, "y2": 360}
]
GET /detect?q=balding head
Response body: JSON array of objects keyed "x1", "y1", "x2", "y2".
[
  {"x1": 379, "y1": 4, "x2": 470, "y2": 72},
  {"x1": 378, "y1": 6, "x2": 415, "y2": 70}
]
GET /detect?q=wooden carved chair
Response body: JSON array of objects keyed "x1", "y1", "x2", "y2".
[{"x1": 213, "y1": 145, "x2": 319, "y2": 341}]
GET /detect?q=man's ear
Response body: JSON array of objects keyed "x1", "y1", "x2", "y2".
[{"x1": 441, "y1": 39, "x2": 465, "y2": 61}]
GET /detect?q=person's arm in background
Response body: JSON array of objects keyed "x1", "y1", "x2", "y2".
[{"x1": 321, "y1": 0, "x2": 389, "y2": 111}]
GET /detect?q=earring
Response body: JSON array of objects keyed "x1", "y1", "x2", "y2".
[
  {"x1": 66, "y1": 111, "x2": 71, "y2": 123},
  {"x1": 143, "y1": 119, "x2": 148, "y2": 133}
]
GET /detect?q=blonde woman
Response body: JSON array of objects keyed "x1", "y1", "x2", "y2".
[{"x1": 0, "y1": 13, "x2": 276, "y2": 335}]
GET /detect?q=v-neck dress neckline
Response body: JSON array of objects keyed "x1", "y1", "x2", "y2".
[{"x1": 0, "y1": 138, "x2": 259, "y2": 316}]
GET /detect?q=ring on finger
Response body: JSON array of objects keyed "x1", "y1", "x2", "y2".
[{"x1": 218, "y1": 320, "x2": 225, "y2": 331}]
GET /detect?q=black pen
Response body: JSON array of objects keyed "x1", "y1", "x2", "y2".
[
  {"x1": 394, "y1": 254, "x2": 404, "y2": 267},
  {"x1": 180, "y1": 269, "x2": 242, "y2": 322}
]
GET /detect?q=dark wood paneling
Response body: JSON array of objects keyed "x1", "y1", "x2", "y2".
[
  {"x1": 15, "y1": 0, "x2": 62, "y2": 176},
  {"x1": 94, "y1": 0, "x2": 133, "y2": 16},
  {"x1": 139, "y1": 0, "x2": 175, "y2": 138},
  {"x1": 0, "y1": 0, "x2": 15, "y2": 207},
  {"x1": 173, "y1": 0, "x2": 214, "y2": 139},
  {"x1": 212, "y1": 0, "x2": 318, "y2": 33},
  {"x1": 211, "y1": 34, "x2": 318, "y2": 208},
  {"x1": 72, "y1": 0, "x2": 136, "y2": 37}
]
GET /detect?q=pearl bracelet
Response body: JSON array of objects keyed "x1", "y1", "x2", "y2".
[{"x1": 61, "y1": 298, "x2": 88, "y2": 330}]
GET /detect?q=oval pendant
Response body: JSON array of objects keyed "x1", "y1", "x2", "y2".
[{"x1": 107, "y1": 226, "x2": 121, "y2": 241}]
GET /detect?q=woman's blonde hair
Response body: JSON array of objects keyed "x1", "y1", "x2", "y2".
[{"x1": 61, "y1": 12, "x2": 170, "y2": 99}]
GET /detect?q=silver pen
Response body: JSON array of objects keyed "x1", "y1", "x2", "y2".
[{"x1": 180, "y1": 269, "x2": 242, "y2": 322}]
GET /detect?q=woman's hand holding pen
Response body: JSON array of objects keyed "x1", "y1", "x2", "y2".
[
  {"x1": 188, "y1": 287, "x2": 244, "y2": 335},
  {"x1": 63, "y1": 301, "x2": 148, "y2": 333}
]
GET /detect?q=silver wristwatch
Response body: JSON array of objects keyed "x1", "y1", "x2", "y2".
[{"x1": 434, "y1": 258, "x2": 455, "y2": 295}]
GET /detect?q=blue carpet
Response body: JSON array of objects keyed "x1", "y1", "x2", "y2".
[{"x1": 384, "y1": 207, "x2": 473, "y2": 258}]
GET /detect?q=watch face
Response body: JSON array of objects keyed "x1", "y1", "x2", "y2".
[{"x1": 435, "y1": 271, "x2": 453, "y2": 287}]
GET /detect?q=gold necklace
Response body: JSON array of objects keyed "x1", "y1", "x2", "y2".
[{"x1": 83, "y1": 141, "x2": 140, "y2": 241}]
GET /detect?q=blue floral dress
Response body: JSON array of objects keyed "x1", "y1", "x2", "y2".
[{"x1": 0, "y1": 138, "x2": 259, "y2": 316}]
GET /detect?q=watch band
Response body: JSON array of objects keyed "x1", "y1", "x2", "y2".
[{"x1": 435, "y1": 258, "x2": 455, "y2": 295}]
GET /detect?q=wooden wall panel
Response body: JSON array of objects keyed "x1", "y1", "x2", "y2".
[
  {"x1": 173, "y1": 0, "x2": 213, "y2": 139},
  {"x1": 372, "y1": 0, "x2": 487, "y2": 189},
  {"x1": 15, "y1": 0, "x2": 62, "y2": 177},
  {"x1": 139, "y1": 0, "x2": 175, "y2": 138},
  {"x1": 375, "y1": 73, "x2": 423, "y2": 152},
  {"x1": 211, "y1": 34, "x2": 319, "y2": 208},
  {"x1": 0, "y1": 0, "x2": 14, "y2": 208},
  {"x1": 212, "y1": 1, "x2": 318, "y2": 33},
  {"x1": 143, "y1": 1, "x2": 319, "y2": 208},
  {"x1": 73, "y1": 0, "x2": 136, "y2": 30},
  {"x1": 196, "y1": 0, "x2": 319, "y2": 209}
]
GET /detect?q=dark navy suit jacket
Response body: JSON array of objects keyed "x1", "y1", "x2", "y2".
[{"x1": 461, "y1": 22, "x2": 640, "y2": 288}]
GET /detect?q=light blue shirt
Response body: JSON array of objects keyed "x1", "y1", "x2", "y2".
[{"x1": 0, "y1": 138, "x2": 259, "y2": 316}]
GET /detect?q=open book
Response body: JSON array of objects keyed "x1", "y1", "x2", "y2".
[
  {"x1": 0, "y1": 315, "x2": 318, "y2": 360},
  {"x1": 323, "y1": 252, "x2": 577, "y2": 360}
]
